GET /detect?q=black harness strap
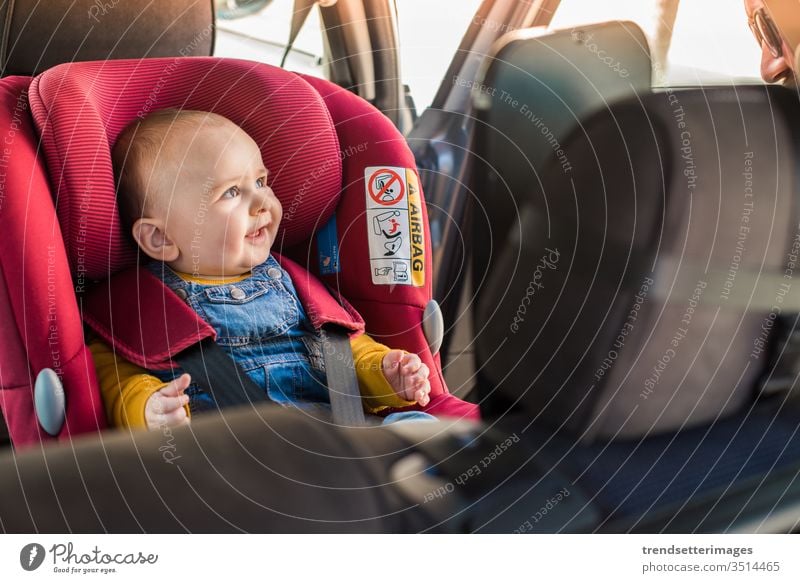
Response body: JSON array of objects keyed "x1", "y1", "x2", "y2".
[
  {"x1": 176, "y1": 337, "x2": 268, "y2": 410},
  {"x1": 0, "y1": 406, "x2": 10, "y2": 449},
  {"x1": 175, "y1": 329, "x2": 366, "y2": 426}
]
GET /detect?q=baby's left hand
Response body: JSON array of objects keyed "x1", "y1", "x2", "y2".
[{"x1": 382, "y1": 350, "x2": 431, "y2": 406}]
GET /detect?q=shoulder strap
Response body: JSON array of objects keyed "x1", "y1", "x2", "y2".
[
  {"x1": 320, "y1": 326, "x2": 366, "y2": 426},
  {"x1": 281, "y1": 0, "x2": 316, "y2": 67}
]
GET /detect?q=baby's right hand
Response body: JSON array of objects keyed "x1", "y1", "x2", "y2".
[{"x1": 145, "y1": 373, "x2": 191, "y2": 430}]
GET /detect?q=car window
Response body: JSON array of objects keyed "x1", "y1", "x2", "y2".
[
  {"x1": 214, "y1": 0, "x2": 325, "y2": 77},
  {"x1": 397, "y1": 0, "x2": 483, "y2": 111},
  {"x1": 666, "y1": 0, "x2": 761, "y2": 85},
  {"x1": 550, "y1": 0, "x2": 762, "y2": 86}
]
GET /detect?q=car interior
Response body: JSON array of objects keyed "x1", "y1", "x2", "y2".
[{"x1": 1, "y1": 0, "x2": 800, "y2": 534}]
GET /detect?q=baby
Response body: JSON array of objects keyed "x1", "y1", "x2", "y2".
[{"x1": 91, "y1": 109, "x2": 433, "y2": 429}]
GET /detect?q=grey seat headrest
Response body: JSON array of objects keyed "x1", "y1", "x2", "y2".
[{"x1": 0, "y1": 0, "x2": 215, "y2": 76}]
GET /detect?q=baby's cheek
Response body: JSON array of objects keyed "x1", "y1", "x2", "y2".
[{"x1": 222, "y1": 237, "x2": 244, "y2": 262}]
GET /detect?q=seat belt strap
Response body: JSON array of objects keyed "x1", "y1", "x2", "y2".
[
  {"x1": 281, "y1": 0, "x2": 317, "y2": 67},
  {"x1": 320, "y1": 326, "x2": 366, "y2": 426}
]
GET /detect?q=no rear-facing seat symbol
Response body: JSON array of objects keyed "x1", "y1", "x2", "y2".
[
  {"x1": 368, "y1": 168, "x2": 406, "y2": 205},
  {"x1": 374, "y1": 174, "x2": 397, "y2": 200},
  {"x1": 374, "y1": 266, "x2": 392, "y2": 276}
]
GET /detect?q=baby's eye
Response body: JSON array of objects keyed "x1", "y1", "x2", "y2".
[
  {"x1": 222, "y1": 186, "x2": 240, "y2": 199},
  {"x1": 256, "y1": 176, "x2": 266, "y2": 188}
]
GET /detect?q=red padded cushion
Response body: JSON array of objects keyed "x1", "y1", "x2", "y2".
[
  {"x1": 0, "y1": 76, "x2": 109, "y2": 444},
  {"x1": 28, "y1": 57, "x2": 342, "y2": 279}
]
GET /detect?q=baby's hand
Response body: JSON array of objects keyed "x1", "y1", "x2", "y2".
[
  {"x1": 144, "y1": 373, "x2": 191, "y2": 430},
  {"x1": 382, "y1": 350, "x2": 431, "y2": 406}
]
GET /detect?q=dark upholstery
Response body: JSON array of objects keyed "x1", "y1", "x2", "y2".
[{"x1": 0, "y1": 0, "x2": 214, "y2": 76}]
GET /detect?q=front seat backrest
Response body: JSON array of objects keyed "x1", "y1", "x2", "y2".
[
  {"x1": 470, "y1": 21, "x2": 652, "y2": 294},
  {"x1": 474, "y1": 85, "x2": 800, "y2": 440},
  {"x1": 0, "y1": 0, "x2": 214, "y2": 76}
]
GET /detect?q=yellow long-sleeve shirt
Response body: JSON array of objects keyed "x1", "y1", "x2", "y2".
[{"x1": 91, "y1": 270, "x2": 414, "y2": 429}]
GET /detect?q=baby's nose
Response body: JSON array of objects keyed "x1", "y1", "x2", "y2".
[{"x1": 254, "y1": 192, "x2": 280, "y2": 220}]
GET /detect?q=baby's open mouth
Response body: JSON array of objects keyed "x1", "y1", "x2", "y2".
[{"x1": 246, "y1": 226, "x2": 267, "y2": 241}]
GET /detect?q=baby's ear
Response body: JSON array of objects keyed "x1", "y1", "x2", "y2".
[{"x1": 132, "y1": 218, "x2": 179, "y2": 262}]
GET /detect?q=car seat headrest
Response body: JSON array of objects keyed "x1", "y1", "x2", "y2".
[
  {"x1": 0, "y1": 0, "x2": 214, "y2": 76},
  {"x1": 28, "y1": 57, "x2": 343, "y2": 279}
]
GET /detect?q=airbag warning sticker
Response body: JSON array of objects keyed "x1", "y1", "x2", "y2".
[{"x1": 365, "y1": 166, "x2": 425, "y2": 286}]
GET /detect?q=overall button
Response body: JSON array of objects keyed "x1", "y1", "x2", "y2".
[
  {"x1": 230, "y1": 286, "x2": 246, "y2": 300},
  {"x1": 175, "y1": 288, "x2": 189, "y2": 301},
  {"x1": 267, "y1": 267, "x2": 282, "y2": 280}
]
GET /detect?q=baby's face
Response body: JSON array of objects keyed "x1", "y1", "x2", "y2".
[{"x1": 153, "y1": 120, "x2": 282, "y2": 276}]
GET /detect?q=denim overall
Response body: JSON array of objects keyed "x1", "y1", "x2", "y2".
[{"x1": 146, "y1": 255, "x2": 435, "y2": 424}]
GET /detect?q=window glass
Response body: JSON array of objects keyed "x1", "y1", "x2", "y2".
[
  {"x1": 550, "y1": 0, "x2": 762, "y2": 85},
  {"x1": 214, "y1": 0, "x2": 325, "y2": 77},
  {"x1": 666, "y1": 0, "x2": 761, "y2": 85},
  {"x1": 214, "y1": 0, "x2": 486, "y2": 107},
  {"x1": 396, "y1": 0, "x2": 484, "y2": 111}
]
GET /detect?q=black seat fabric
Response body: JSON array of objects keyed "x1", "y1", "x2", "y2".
[
  {"x1": 473, "y1": 85, "x2": 800, "y2": 439},
  {"x1": 470, "y1": 21, "x2": 652, "y2": 299},
  {"x1": 0, "y1": 0, "x2": 214, "y2": 76},
  {"x1": 0, "y1": 404, "x2": 431, "y2": 533}
]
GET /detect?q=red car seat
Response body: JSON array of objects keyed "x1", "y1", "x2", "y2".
[{"x1": 0, "y1": 57, "x2": 479, "y2": 448}]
